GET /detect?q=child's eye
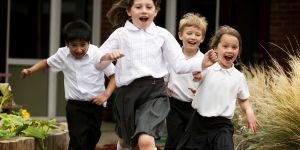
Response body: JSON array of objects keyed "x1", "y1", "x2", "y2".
[
  {"x1": 195, "y1": 32, "x2": 202, "y2": 37},
  {"x1": 232, "y1": 46, "x2": 238, "y2": 50},
  {"x1": 186, "y1": 32, "x2": 193, "y2": 35}
]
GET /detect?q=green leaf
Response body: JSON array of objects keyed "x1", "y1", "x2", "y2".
[
  {"x1": 22, "y1": 126, "x2": 47, "y2": 139},
  {"x1": 0, "y1": 83, "x2": 12, "y2": 112},
  {"x1": 0, "y1": 129, "x2": 16, "y2": 139}
]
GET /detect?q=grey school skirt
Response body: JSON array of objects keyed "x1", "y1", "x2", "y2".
[{"x1": 114, "y1": 76, "x2": 170, "y2": 147}]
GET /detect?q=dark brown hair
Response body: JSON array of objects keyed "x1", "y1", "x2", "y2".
[
  {"x1": 106, "y1": 0, "x2": 161, "y2": 28},
  {"x1": 209, "y1": 25, "x2": 242, "y2": 52}
]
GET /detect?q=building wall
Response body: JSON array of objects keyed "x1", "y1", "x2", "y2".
[{"x1": 270, "y1": 0, "x2": 300, "y2": 60}]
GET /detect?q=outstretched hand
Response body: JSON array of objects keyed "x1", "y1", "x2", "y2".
[
  {"x1": 20, "y1": 69, "x2": 32, "y2": 79},
  {"x1": 202, "y1": 49, "x2": 218, "y2": 69},
  {"x1": 101, "y1": 49, "x2": 125, "y2": 61}
]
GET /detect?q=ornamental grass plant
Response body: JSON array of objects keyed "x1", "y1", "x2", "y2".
[{"x1": 233, "y1": 39, "x2": 300, "y2": 149}]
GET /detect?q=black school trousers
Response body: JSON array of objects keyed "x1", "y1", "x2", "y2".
[
  {"x1": 176, "y1": 111, "x2": 234, "y2": 150},
  {"x1": 66, "y1": 100, "x2": 103, "y2": 150}
]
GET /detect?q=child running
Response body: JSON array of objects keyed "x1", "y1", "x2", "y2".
[
  {"x1": 98, "y1": 0, "x2": 218, "y2": 149},
  {"x1": 164, "y1": 12, "x2": 208, "y2": 150},
  {"x1": 20, "y1": 20, "x2": 116, "y2": 150},
  {"x1": 176, "y1": 25, "x2": 258, "y2": 150}
]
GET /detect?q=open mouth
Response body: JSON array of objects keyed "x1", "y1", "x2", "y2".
[
  {"x1": 187, "y1": 41, "x2": 197, "y2": 46},
  {"x1": 224, "y1": 55, "x2": 233, "y2": 61},
  {"x1": 139, "y1": 16, "x2": 149, "y2": 22}
]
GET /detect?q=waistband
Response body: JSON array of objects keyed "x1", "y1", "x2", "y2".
[{"x1": 133, "y1": 76, "x2": 164, "y2": 84}]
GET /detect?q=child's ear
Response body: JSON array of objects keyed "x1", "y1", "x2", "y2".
[
  {"x1": 178, "y1": 32, "x2": 183, "y2": 40},
  {"x1": 200, "y1": 36, "x2": 205, "y2": 43},
  {"x1": 127, "y1": 9, "x2": 131, "y2": 17}
]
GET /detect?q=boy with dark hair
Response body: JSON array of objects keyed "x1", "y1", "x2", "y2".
[{"x1": 21, "y1": 20, "x2": 116, "y2": 150}]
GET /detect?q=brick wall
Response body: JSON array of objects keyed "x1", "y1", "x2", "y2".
[{"x1": 270, "y1": 0, "x2": 300, "y2": 58}]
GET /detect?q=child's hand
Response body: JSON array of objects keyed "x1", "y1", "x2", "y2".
[
  {"x1": 246, "y1": 112, "x2": 258, "y2": 134},
  {"x1": 20, "y1": 69, "x2": 32, "y2": 79},
  {"x1": 109, "y1": 49, "x2": 125, "y2": 60},
  {"x1": 202, "y1": 49, "x2": 218, "y2": 69},
  {"x1": 192, "y1": 71, "x2": 202, "y2": 81},
  {"x1": 188, "y1": 87, "x2": 197, "y2": 95},
  {"x1": 101, "y1": 49, "x2": 125, "y2": 61},
  {"x1": 167, "y1": 88, "x2": 173, "y2": 97},
  {"x1": 91, "y1": 94, "x2": 109, "y2": 105}
]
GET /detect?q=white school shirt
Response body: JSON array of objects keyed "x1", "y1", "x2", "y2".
[
  {"x1": 47, "y1": 44, "x2": 115, "y2": 105},
  {"x1": 98, "y1": 20, "x2": 203, "y2": 87},
  {"x1": 192, "y1": 63, "x2": 250, "y2": 119},
  {"x1": 166, "y1": 50, "x2": 204, "y2": 102}
]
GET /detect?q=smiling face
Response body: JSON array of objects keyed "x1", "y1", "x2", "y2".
[
  {"x1": 127, "y1": 0, "x2": 158, "y2": 29},
  {"x1": 215, "y1": 34, "x2": 239, "y2": 69},
  {"x1": 179, "y1": 26, "x2": 204, "y2": 53},
  {"x1": 66, "y1": 39, "x2": 89, "y2": 59}
]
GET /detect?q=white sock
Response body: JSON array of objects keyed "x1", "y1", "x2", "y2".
[{"x1": 117, "y1": 141, "x2": 129, "y2": 150}]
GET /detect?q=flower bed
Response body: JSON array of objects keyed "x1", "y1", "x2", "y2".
[{"x1": 0, "y1": 83, "x2": 69, "y2": 150}]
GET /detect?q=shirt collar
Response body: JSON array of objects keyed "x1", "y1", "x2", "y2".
[
  {"x1": 182, "y1": 48, "x2": 204, "y2": 59},
  {"x1": 212, "y1": 63, "x2": 235, "y2": 75},
  {"x1": 124, "y1": 20, "x2": 157, "y2": 34}
]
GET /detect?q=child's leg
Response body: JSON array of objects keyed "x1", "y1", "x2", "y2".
[
  {"x1": 212, "y1": 127, "x2": 234, "y2": 150},
  {"x1": 117, "y1": 138, "x2": 129, "y2": 150},
  {"x1": 138, "y1": 133, "x2": 156, "y2": 150}
]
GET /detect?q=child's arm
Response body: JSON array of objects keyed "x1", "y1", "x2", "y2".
[
  {"x1": 96, "y1": 50, "x2": 125, "y2": 70},
  {"x1": 20, "y1": 59, "x2": 49, "y2": 78},
  {"x1": 238, "y1": 99, "x2": 258, "y2": 134},
  {"x1": 100, "y1": 50, "x2": 125, "y2": 61},
  {"x1": 91, "y1": 74, "x2": 116, "y2": 105}
]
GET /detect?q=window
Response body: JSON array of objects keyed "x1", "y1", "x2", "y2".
[{"x1": 9, "y1": 0, "x2": 50, "y2": 58}]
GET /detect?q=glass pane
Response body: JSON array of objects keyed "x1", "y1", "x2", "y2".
[
  {"x1": 60, "y1": 0, "x2": 93, "y2": 46},
  {"x1": 0, "y1": 0, "x2": 8, "y2": 73},
  {"x1": 177, "y1": 0, "x2": 216, "y2": 52},
  {"x1": 9, "y1": 0, "x2": 50, "y2": 58}
]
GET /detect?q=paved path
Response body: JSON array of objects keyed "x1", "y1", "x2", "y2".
[{"x1": 96, "y1": 121, "x2": 167, "y2": 150}]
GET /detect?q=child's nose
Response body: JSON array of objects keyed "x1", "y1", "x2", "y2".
[{"x1": 142, "y1": 7, "x2": 147, "y2": 12}]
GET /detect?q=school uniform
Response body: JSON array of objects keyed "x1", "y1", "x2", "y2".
[
  {"x1": 98, "y1": 20, "x2": 204, "y2": 148},
  {"x1": 176, "y1": 63, "x2": 250, "y2": 150},
  {"x1": 47, "y1": 44, "x2": 115, "y2": 150},
  {"x1": 164, "y1": 50, "x2": 203, "y2": 150}
]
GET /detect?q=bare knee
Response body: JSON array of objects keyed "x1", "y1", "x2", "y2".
[{"x1": 138, "y1": 133, "x2": 155, "y2": 150}]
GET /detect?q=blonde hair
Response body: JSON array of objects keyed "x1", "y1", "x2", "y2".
[{"x1": 178, "y1": 12, "x2": 208, "y2": 36}]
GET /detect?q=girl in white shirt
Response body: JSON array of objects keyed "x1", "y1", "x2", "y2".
[
  {"x1": 164, "y1": 12, "x2": 207, "y2": 150},
  {"x1": 176, "y1": 25, "x2": 258, "y2": 150},
  {"x1": 98, "y1": 0, "x2": 217, "y2": 149}
]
